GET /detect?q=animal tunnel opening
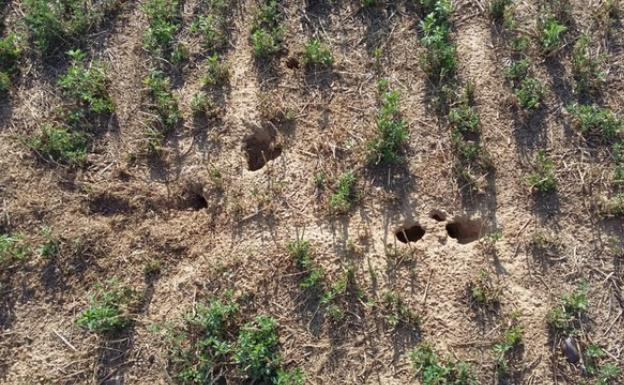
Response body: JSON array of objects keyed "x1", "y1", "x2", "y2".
[
  {"x1": 395, "y1": 224, "x2": 426, "y2": 244},
  {"x1": 446, "y1": 217, "x2": 484, "y2": 244},
  {"x1": 243, "y1": 127, "x2": 282, "y2": 171}
]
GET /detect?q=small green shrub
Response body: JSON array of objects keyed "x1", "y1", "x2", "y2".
[
  {"x1": 303, "y1": 38, "x2": 333, "y2": 67},
  {"x1": 368, "y1": 88, "x2": 408, "y2": 165},
  {"x1": 514, "y1": 77, "x2": 544, "y2": 110},
  {"x1": 410, "y1": 344, "x2": 475, "y2": 385},
  {"x1": 143, "y1": 0, "x2": 182, "y2": 61},
  {"x1": 76, "y1": 279, "x2": 135, "y2": 334},
  {"x1": 234, "y1": 315, "x2": 281, "y2": 382},
  {"x1": 58, "y1": 49, "x2": 114, "y2": 119},
  {"x1": 526, "y1": 150, "x2": 557, "y2": 193},
  {"x1": 39, "y1": 227, "x2": 60, "y2": 258},
  {"x1": 539, "y1": 15, "x2": 567, "y2": 54},
  {"x1": 0, "y1": 71, "x2": 10, "y2": 93},
  {"x1": 566, "y1": 104, "x2": 621, "y2": 141},
  {"x1": 29, "y1": 125, "x2": 87, "y2": 166},
  {"x1": 468, "y1": 269, "x2": 500, "y2": 308},
  {"x1": 419, "y1": 11, "x2": 456, "y2": 82},
  {"x1": 583, "y1": 345, "x2": 621, "y2": 384},
  {"x1": 0, "y1": 233, "x2": 30, "y2": 268},
  {"x1": 329, "y1": 170, "x2": 357, "y2": 213}
]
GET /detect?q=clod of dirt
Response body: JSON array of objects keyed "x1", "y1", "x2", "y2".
[
  {"x1": 562, "y1": 336, "x2": 580, "y2": 364},
  {"x1": 445, "y1": 216, "x2": 484, "y2": 244},
  {"x1": 395, "y1": 224, "x2": 425, "y2": 244},
  {"x1": 89, "y1": 193, "x2": 132, "y2": 216},
  {"x1": 243, "y1": 126, "x2": 282, "y2": 171},
  {"x1": 429, "y1": 209, "x2": 447, "y2": 222}
]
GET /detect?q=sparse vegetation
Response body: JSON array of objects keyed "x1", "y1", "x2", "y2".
[
  {"x1": 143, "y1": 69, "x2": 180, "y2": 152},
  {"x1": 288, "y1": 239, "x2": 324, "y2": 290},
  {"x1": 571, "y1": 34, "x2": 606, "y2": 97},
  {"x1": 468, "y1": 269, "x2": 501, "y2": 308},
  {"x1": 143, "y1": 0, "x2": 185, "y2": 62},
  {"x1": 514, "y1": 77, "x2": 544, "y2": 110},
  {"x1": 492, "y1": 321, "x2": 523, "y2": 374},
  {"x1": 567, "y1": 104, "x2": 622, "y2": 141}
]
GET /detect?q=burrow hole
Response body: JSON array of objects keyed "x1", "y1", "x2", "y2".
[
  {"x1": 178, "y1": 184, "x2": 208, "y2": 211},
  {"x1": 446, "y1": 217, "x2": 484, "y2": 244},
  {"x1": 429, "y1": 209, "x2": 447, "y2": 222},
  {"x1": 395, "y1": 224, "x2": 426, "y2": 244},
  {"x1": 243, "y1": 126, "x2": 282, "y2": 171}
]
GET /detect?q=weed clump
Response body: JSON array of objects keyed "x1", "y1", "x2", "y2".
[{"x1": 288, "y1": 240, "x2": 324, "y2": 290}]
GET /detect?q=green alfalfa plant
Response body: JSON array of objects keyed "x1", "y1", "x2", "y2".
[
  {"x1": 250, "y1": 0, "x2": 283, "y2": 59},
  {"x1": 526, "y1": 150, "x2": 557, "y2": 194},
  {"x1": 546, "y1": 281, "x2": 589, "y2": 332},
  {"x1": 28, "y1": 124, "x2": 87, "y2": 166},
  {"x1": 58, "y1": 49, "x2": 114, "y2": 122},
  {"x1": 538, "y1": 14, "x2": 567, "y2": 54},
  {"x1": 303, "y1": 38, "x2": 333, "y2": 67},
  {"x1": 287, "y1": 239, "x2": 324, "y2": 290},
  {"x1": 566, "y1": 104, "x2": 621, "y2": 142},
  {"x1": 514, "y1": 77, "x2": 544, "y2": 110},
  {"x1": 368, "y1": 84, "x2": 408, "y2": 166},
  {"x1": 76, "y1": 279, "x2": 136, "y2": 334},
  {"x1": 410, "y1": 343, "x2": 475, "y2": 385},
  {"x1": 571, "y1": 34, "x2": 606, "y2": 97},
  {"x1": 329, "y1": 170, "x2": 357, "y2": 213},
  {"x1": 493, "y1": 321, "x2": 523, "y2": 375},
  {"x1": 0, "y1": 233, "x2": 31, "y2": 269}
]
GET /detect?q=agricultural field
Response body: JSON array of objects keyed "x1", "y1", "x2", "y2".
[{"x1": 0, "y1": 0, "x2": 623, "y2": 384}]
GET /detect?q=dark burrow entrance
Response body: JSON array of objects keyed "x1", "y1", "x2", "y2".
[
  {"x1": 446, "y1": 217, "x2": 484, "y2": 244},
  {"x1": 429, "y1": 209, "x2": 447, "y2": 222},
  {"x1": 395, "y1": 224, "x2": 426, "y2": 243},
  {"x1": 243, "y1": 127, "x2": 282, "y2": 171}
]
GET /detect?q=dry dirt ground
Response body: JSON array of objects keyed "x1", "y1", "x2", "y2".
[{"x1": 0, "y1": 0, "x2": 623, "y2": 384}]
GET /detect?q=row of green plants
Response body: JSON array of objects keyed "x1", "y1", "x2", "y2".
[
  {"x1": 143, "y1": 0, "x2": 185, "y2": 63},
  {"x1": 418, "y1": 0, "x2": 491, "y2": 190}
]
